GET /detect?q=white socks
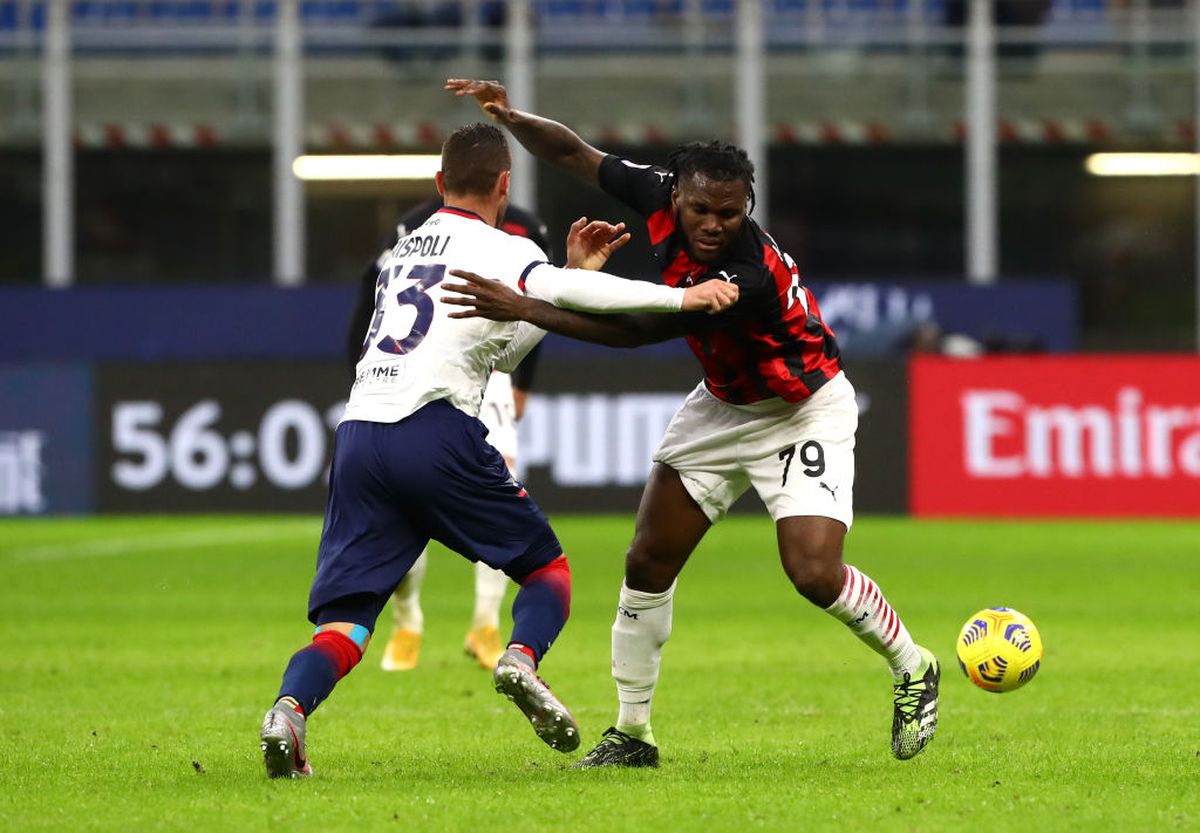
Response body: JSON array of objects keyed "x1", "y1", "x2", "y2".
[
  {"x1": 825, "y1": 564, "x2": 921, "y2": 679},
  {"x1": 472, "y1": 562, "x2": 509, "y2": 630},
  {"x1": 612, "y1": 581, "x2": 675, "y2": 741},
  {"x1": 391, "y1": 551, "x2": 510, "y2": 633},
  {"x1": 391, "y1": 550, "x2": 429, "y2": 633}
]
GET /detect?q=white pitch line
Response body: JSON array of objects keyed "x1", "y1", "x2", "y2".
[{"x1": 4, "y1": 521, "x2": 321, "y2": 563}]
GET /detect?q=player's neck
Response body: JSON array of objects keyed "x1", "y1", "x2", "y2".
[{"x1": 441, "y1": 194, "x2": 501, "y2": 228}]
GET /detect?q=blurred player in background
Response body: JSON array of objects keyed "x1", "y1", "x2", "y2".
[
  {"x1": 260, "y1": 122, "x2": 738, "y2": 778},
  {"x1": 347, "y1": 197, "x2": 550, "y2": 671},
  {"x1": 446, "y1": 79, "x2": 940, "y2": 769}
]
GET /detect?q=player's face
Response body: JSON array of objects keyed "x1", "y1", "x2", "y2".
[{"x1": 672, "y1": 174, "x2": 747, "y2": 263}]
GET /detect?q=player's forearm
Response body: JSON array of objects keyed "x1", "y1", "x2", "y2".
[
  {"x1": 525, "y1": 266, "x2": 684, "y2": 314},
  {"x1": 514, "y1": 296, "x2": 682, "y2": 348},
  {"x1": 503, "y1": 110, "x2": 602, "y2": 186}
]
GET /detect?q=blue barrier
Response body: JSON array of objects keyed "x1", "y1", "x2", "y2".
[
  {"x1": 0, "y1": 0, "x2": 1114, "y2": 33},
  {"x1": 0, "y1": 286, "x2": 357, "y2": 361},
  {"x1": 0, "y1": 279, "x2": 1075, "y2": 362}
]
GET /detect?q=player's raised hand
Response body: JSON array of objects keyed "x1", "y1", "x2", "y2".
[
  {"x1": 565, "y1": 217, "x2": 631, "y2": 271},
  {"x1": 442, "y1": 269, "x2": 529, "y2": 321},
  {"x1": 445, "y1": 79, "x2": 512, "y2": 122},
  {"x1": 682, "y1": 280, "x2": 739, "y2": 314}
]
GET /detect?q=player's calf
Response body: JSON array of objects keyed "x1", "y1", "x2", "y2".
[
  {"x1": 506, "y1": 554, "x2": 571, "y2": 662},
  {"x1": 262, "y1": 623, "x2": 369, "y2": 778},
  {"x1": 275, "y1": 623, "x2": 369, "y2": 716}
]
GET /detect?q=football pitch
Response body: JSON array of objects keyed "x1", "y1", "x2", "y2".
[{"x1": 1, "y1": 515, "x2": 1196, "y2": 832}]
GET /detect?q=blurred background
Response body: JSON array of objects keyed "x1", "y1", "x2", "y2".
[{"x1": 1, "y1": 0, "x2": 1199, "y2": 519}]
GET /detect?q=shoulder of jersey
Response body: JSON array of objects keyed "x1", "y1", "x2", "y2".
[
  {"x1": 616, "y1": 156, "x2": 673, "y2": 184},
  {"x1": 504, "y1": 230, "x2": 550, "y2": 263}
]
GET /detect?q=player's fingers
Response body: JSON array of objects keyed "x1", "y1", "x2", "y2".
[
  {"x1": 606, "y1": 232, "x2": 632, "y2": 252},
  {"x1": 439, "y1": 295, "x2": 478, "y2": 306},
  {"x1": 448, "y1": 269, "x2": 486, "y2": 284},
  {"x1": 447, "y1": 310, "x2": 482, "y2": 320},
  {"x1": 569, "y1": 216, "x2": 588, "y2": 235},
  {"x1": 441, "y1": 283, "x2": 484, "y2": 298},
  {"x1": 709, "y1": 291, "x2": 737, "y2": 313}
]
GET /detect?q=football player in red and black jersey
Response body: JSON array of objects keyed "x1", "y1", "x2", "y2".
[{"x1": 443, "y1": 78, "x2": 940, "y2": 769}]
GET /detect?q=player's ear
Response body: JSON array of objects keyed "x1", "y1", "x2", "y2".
[
  {"x1": 670, "y1": 187, "x2": 680, "y2": 213},
  {"x1": 435, "y1": 171, "x2": 447, "y2": 197},
  {"x1": 496, "y1": 170, "x2": 511, "y2": 199}
]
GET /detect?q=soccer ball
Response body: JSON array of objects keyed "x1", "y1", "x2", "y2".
[{"x1": 956, "y1": 607, "x2": 1043, "y2": 693}]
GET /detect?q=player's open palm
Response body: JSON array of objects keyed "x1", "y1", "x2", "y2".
[
  {"x1": 683, "y1": 280, "x2": 739, "y2": 314},
  {"x1": 445, "y1": 79, "x2": 512, "y2": 122},
  {"x1": 566, "y1": 217, "x2": 631, "y2": 271}
]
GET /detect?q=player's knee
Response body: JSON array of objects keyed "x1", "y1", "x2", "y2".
[
  {"x1": 624, "y1": 539, "x2": 680, "y2": 594},
  {"x1": 781, "y1": 551, "x2": 843, "y2": 607}
]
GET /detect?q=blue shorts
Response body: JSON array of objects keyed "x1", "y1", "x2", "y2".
[{"x1": 307, "y1": 400, "x2": 562, "y2": 627}]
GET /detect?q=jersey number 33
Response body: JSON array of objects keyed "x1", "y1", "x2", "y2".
[{"x1": 360, "y1": 263, "x2": 447, "y2": 358}]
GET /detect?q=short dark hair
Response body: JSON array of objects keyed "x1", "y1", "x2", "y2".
[
  {"x1": 440, "y1": 122, "x2": 511, "y2": 196},
  {"x1": 667, "y1": 140, "x2": 756, "y2": 211}
]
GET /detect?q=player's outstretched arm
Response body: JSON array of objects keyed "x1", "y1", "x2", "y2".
[
  {"x1": 446, "y1": 276, "x2": 685, "y2": 348},
  {"x1": 445, "y1": 265, "x2": 737, "y2": 316},
  {"x1": 446, "y1": 79, "x2": 605, "y2": 187}
]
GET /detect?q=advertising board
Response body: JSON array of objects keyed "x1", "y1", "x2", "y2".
[
  {"x1": 910, "y1": 356, "x2": 1200, "y2": 517},
  {"x1": 0, "y1": 364, "x2": 93, "y2": 515}
]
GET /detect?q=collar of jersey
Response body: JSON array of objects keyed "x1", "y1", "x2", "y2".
[{"x1": 437, "y1": 206, "x2": 487, "y2": 223}]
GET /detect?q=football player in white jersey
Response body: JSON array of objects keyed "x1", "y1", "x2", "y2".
[
  {"x1": 354, "y1": 200, "x2": 556, "y2": 673},
  {"x1": 259, "y1": 122, "x2": 738, "y2": 779}
]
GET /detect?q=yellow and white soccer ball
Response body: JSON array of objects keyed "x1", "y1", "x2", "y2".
[{"x1": 956, "y1": 607, "x2": 1043, "y2": 693}]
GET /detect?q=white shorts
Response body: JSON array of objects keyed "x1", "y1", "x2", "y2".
[
  {"x1": 479, "y1": 371, "x2": 518, "y2": 463},
  {"x1": 652, "y1": 371, "x2": 857, "y2": 528}
]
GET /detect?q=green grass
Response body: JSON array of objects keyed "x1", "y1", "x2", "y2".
[{"x1": 1, "y1": 515, "x2": 1197, "y2": 832}]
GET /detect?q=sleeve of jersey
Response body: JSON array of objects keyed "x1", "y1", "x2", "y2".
[
  {"x1": 597, "y1": 154, "x2": 672, "y2": 218},
  {"x1": 494, "y1": 322, "x2": 546, "y2": 374},
  {"x1": 521, "y1": 263, "x2": 685, "y2": 313}
]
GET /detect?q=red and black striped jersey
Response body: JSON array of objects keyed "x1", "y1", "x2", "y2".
[{"x1": 598, "y1": 154, "x2": 841, "y2": 405}]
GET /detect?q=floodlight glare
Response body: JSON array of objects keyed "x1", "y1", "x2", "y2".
[
  {"x1": 292, "y1": 154, "x2": 441, "y2": 181},
  {"x1": 1084, "y1": 153, "x2": 1200, "y2": 177}
]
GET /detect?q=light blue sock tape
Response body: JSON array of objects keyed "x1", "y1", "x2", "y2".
[
  {"x1": 347, "y1": 624, "x2": 370, "y2": 648},
  {"x1": 314, "y1": 624, "x2": 371, "y2": 649}
]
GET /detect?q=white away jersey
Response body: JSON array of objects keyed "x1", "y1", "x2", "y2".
[{"x1": 343, "y1": 207, "x2": 546, "y2": 424}]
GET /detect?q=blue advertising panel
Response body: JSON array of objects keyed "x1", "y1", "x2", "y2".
[
  {"x1": 0, "y1": 364, "x2": 93, "y2": 515},
  {"x1": 0, "y1": 281, "x2": 1075, "y2": 363},
  {"x1": 807, "y1": 280, "x2": 1077, "y2": 356}
]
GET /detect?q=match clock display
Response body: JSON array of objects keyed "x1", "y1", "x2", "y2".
[{"x1": 96, "y1": 364, "x2": 348, "y2": 512}]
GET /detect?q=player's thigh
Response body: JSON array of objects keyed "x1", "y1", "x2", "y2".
[
  {"x1": 651, "y1": 382, "x2": 751, "y2": 526},
  {"x1": 309, "y1": 422, "x2": 429, "y2": 626},
  {"x1": 743, "y1": 379, "x2": 858, "y2": 532},
  {"x1": 625, "y1": 463, "x2": 713, "y2": 593},
  {"x1": 413, "y1": 417, "x2": 561, "y2": 581}
]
